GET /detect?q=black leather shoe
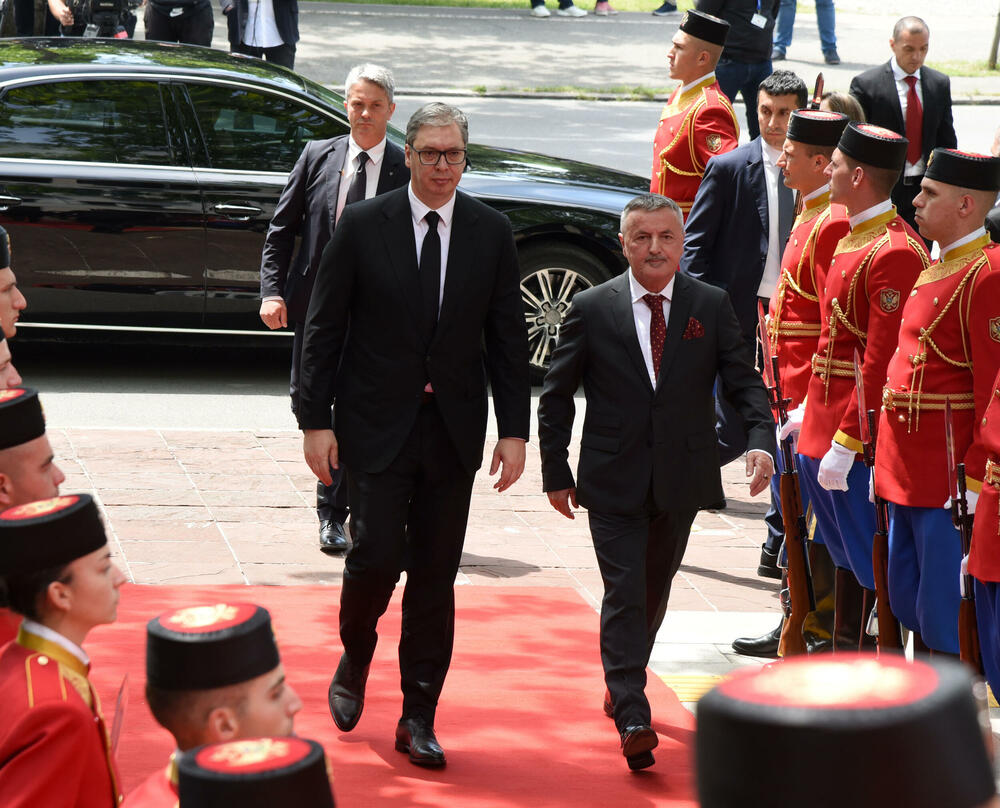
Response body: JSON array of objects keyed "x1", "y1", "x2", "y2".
[
  {"x1": 824, "y1": 49, "x2": 841, "y2": 65},
  {"x1": 395, "y1": 718, "x2": 446, "y2": 768},
  {"x1": 651, "y1": 1, "x2": 676, "y2": 14},
  {"x1": 757, "y1": 543, "x2": 781, "y2": 579},
  {"x1": 328, "y1": 655, "x2": 369, "y2": 732},
  {"x1": 319, "y1": 520, "x2": 348, "y2": 555},
  {"x1": 731, "y1": 623, "x2": 781, "y2": 657},
  {"x1": 771, "y1": 47, "x2": 786, "y2": 60},
  {"x1": 603, "y1": 688, "x2": 613, "y2": 718},
  {"x1": 621, "y1": 724, "x2": 657, "y2": 771}
]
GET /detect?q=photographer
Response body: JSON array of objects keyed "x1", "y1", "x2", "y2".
[
  {"x1": 47, "y1": 0, "x2": 136, "y2": 35},
  {"x1": 145, "y1": 0, "x2": 212, "y2": 45}
]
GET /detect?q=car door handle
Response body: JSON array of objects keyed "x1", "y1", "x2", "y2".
[
  {"x1": 213, "y1": 203, "x2": 264, "y2": 221},
  {"x1": 0, "y1": 195, "x2": 22, "y2": 210}
]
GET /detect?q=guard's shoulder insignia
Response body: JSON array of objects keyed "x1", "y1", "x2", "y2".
[
  {"x1": 879, "y1": 289, "x2": 901, "y2": 313},
  {"x1": 25, "y1": 654, "x2": 69, "y2": 707},
  {"x1": 706, "y1": 134, "x2": 722, "y2": 152},
  {"x1": 990, "y1": 316, "x2": 1000, "y2": 344}
]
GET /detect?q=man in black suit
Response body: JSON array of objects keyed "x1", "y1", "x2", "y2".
[
  {"x1": 849, "y1": 16, "x2": 957, "y2": 235},
  {"x1": 298, "y1": 103, "x2": 530, "y2": 768},
  {"x1": 538, "y1": 193, "x2": 775, "y2": 771},
  {"x1": 682, "y1": 69, "x2": 804, "y2": 583},
  {"x1": 221, "y1": 0, "x2": 298, "y2": 68},
  {"x1": 261, "y1": 64, "x2": 408, "y2": 554}
]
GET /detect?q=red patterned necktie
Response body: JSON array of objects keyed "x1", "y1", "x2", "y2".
[
  {"x1": 642, "y1": 293, "x2": 666, "y2": 379},
  {"x1": 904, "y1": 75, "x2": 923, "y2": 165}
]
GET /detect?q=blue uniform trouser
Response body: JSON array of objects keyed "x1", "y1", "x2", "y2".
[
  {"x1": 774, "y1": 443, "x2": 824, "y2": 570},
  {"x1": 887, "y1": 504, "x2": 961, "y2": 653},
  {"x1": 797, "y1": 455, "x2": 874, "y2": 589},
  {"x1": 774, "y1": 0, "x2": 837, "y2": 54},
  {"x1": 974, "y1": 579, "x2": 1000, "y2": 696}
]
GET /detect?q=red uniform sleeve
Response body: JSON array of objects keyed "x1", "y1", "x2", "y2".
[
  {"x1": 834, "y1": 240, "x2": 926, "y2": 449},
  {"x1": 963, "y1": 266, "x2": 1000, "y2": 490},
  {"x1": 690, "y1": 102, "x2": 739, "y2": 174},
  {"x1": 0, "y1": 703, "x2": 94, "y2": 807}
]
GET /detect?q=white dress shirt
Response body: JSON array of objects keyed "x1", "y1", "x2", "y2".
[
  {"x1": 335, "y1": 135, "x2": 388, "y2": 223},
  {"x1": 891, "y1": 56, "x2": 925, "y2": 177},
  {"x1": 243, "y1": 0, "x2": 283, "y2": 48},
  {"x1": 628, "y1": 270, "x2": 674, "y2": 388},
  {"x1": 848, "y1": 198, "x2": 894, "y2": 231},
  {"x1": 757, "y1": 140, "x2": 783, "y2": 297},
  {"x1": 680, "y1": 71, "x2": 716, "y2": 95}
]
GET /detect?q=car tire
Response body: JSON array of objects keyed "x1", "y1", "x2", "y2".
[{"x1": 518, "y1": 242, "x2": 609, "y2": 384}]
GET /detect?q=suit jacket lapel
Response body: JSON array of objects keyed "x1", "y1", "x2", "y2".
[
  {"x1": 326, "y1": 137, "x2": 350, "y2": 225},
  {"x1": 435, "y1": 193, "x2": 476, "y2": 336},
  {"x1": 748, "y1": 139, "x2": 768, "y2": 237},
  {"x1": 379, "y1": 188, "x2": 422, "y2": 328},
  {"x1": 377, "y1": 141, "x2": 406, "y2": 194},
  {"x1": 610, "y1": 273, "x2": 653, "y2": 392},
  {"x1": 882, "y1": 61, "x2": 905, "y2": 133},
  {"x1": 655, "y1": 273, "x2": 691, "y2": 395}
]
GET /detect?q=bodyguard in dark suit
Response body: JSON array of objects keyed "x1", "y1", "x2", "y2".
[
  {"x1": 298, "y1": 103, "x2": 530, "y2": 767},
  {"x1": 681, "y1": 69, "x2": 804, "y2": 579},
  {"x1": 849, "y1": 16, "x2": 957, "y2": 235},
  {"x1": 538, "y1": 193, "x2": 775, "y2": 771},
  {"x1": 221, "y1": 0, "x2": 298, "y2": 68},
  {"x1": 261, "y1": 64, "x2": 408, "y2": 554}
]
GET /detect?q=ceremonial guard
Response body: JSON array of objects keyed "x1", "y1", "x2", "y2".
[
  {"x1": 130, "y1": 603, "x2": 302, "y2": 806},
  {"x1": 0, "y1": 494, "x2": 126, "y2": 807},
  {"x1": 787, "y1": 122, "x2": 929, "y2": 649},
  {"x1": 178, "y1": 737, "x2": 336, "y2": 807},
  {"x1": 875, "y1": 148, "x2": 1000, "y2": 656},
  {"x1": 650, "y1": 10, "x2": 739, "y2": 220},
  {"x1": 971, "y1": 367, "x2": 1000, "y2": 696}
]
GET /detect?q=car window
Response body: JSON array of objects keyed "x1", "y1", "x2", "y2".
[
  {"x1": 184, "y1": 83, "x2": 348, "y2": 172},
  {"x1": 0, "y1": 80, "x2": 171, "y2": 165}
]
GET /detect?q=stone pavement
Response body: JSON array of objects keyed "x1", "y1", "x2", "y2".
[{"x1": 48, "y1": 426, "x2": 780, "y2": 687}]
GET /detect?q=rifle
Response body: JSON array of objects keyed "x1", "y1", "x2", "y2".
[
  {"x1": 945, "y1": 398, "x2": 984, "y2": 674},
  {"x1": 853, "y1": 349, "x2": 903, "y2": 653},
  {"x1": 792, "y1": 73, "x2": 826, "y2": 217},
  {"x1": 758, "y1": 302, "x2": 814, "y2": 656}
]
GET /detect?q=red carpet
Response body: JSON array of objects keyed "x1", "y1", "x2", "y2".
[{"x1": 87, "y1": 585, "x2": 697, "y2": 806}]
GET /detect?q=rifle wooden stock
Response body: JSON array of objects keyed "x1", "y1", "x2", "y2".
[
  {"x1": 779, "y1": 470, "x2": 812, "y2": 656},
  {"x1": 959, "y1": 596, "x2": 984, "y2": 674},
  {"x1": 871, "y1": 521, "x2": 903, "y2": 652}
]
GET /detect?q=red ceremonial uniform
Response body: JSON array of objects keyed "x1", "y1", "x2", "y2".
[
  {"x1": 650, "y1": 73, "x2": 739, "y2": 220},
  {"x1": 0, "y1": 607, "x2": 19, "y2": 646},
  {"x1": 767, "y1": 190, "x2": 850, "y2": 407},
  {"x1": 798, "y1": 207, "x2": 929, "y2": 460},
  {"x1": 877, "y1": 233, "x2": 1000, "y2": 507},
  {"x1": 970, "y1": 367, "x2": 1000, "y2": 582},
  {"x1": 128, "y1": 756, "x2": 179, "y2": 808},
  {"x1": 0, "y1": 625, "x2": 123, "y2": 807}
]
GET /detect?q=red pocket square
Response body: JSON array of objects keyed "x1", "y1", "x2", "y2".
[{"x1": 682, "y1": 317, "x2": 704, "y2": 340}]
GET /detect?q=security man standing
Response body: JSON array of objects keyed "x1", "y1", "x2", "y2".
[{"x1": 650, "y1": 10, "x2": 739, "y2": 221}]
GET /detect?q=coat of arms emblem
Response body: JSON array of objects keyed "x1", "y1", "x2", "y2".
[{"x1": 879, "y1": 289, "x2": 900, "y2": 312}]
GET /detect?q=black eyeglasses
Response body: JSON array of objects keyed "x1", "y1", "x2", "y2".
[{"x1": 412, "y1": 148, "x2": 467, "y2": 166}]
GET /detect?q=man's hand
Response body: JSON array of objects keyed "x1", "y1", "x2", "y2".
[
  {"x1": 817, "y1": 441, "x2": 855, "y2": 491},
  {"x1": 746, "y1": 452, "x2": 774, "y2": 497},
  {"x1": 47, "y1": 0, "x2": 73, "y2": 25},
  {"x1": 547, "y1": 488, "x2": 578, "y2": 519},
  {"x1": 303, "y1": 429, "x2": 338, "y2": 485},
  {"x1": 260, "y1": 299, "x2": 288, "y2": 330},
  {"x1": 489, "y1": 437, "x2": 526, "y2": 492}
]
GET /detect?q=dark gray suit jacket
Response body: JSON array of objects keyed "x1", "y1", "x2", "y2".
[
  {"x1": 260, "y1": 136, "x2": 408, "y2": 323},
  {"x1": 298, "y1": 186, "x2": 531, "y2": 476},
  {"x1": 849, "y1": 61, "x2": 957, "y2": 165},
  {"x1": 538, "y1": 271, "x2": 775, "y2": 515}
]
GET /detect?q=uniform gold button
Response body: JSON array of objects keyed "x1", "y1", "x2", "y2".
[
  {"x1": 842, "y1": 271, "x2": 846, "y2": 278},
  {"x1": 794, "y1": 239, "x2": 799, "y2": 247},
  {"x1": 38, "y1": 656, "x2": 48, "y2": 666},
  {"x1": 984, "y1": 417, "x2": 989, "y2": 426},
  {"x1": 933, "y1": 297, "x2": 939, "y2": 306},
  {"x1": 898, "y1": 414, "x2": 906, "y2": 422},
  {"x1": 831, "y1": 258, "x2": 836, "y2": 265},
  {"x1": 911, "y1": 289, "x2": 918, "y2": 296}
]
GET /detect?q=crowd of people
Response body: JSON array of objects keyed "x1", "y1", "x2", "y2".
[{"x1": 1, "y1": 1, "x2": 999, "y2": 803}]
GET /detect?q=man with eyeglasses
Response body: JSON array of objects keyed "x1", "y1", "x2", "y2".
[
  {"x1": 298, "y1": 102, "x2": 530, "y2": 768},
  {"x1": 261, "y1": 64, "x2": 408, "y2": 555}
]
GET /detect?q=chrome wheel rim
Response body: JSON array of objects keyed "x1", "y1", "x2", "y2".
[{"x1": 521, "y1": 266, "x2": 593, "y2": 374}]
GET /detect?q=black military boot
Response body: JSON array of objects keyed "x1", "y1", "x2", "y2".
[
  {"x1": 802, "y1": 541, "x2": 834, "y2": 654},
  {"x1": 833, "y1": 568, "x2": 865, "y2": 651}
]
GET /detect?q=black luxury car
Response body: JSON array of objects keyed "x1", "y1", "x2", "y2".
[{"x1": 0, "y1": 38, "x2": 647, "y2": 377}]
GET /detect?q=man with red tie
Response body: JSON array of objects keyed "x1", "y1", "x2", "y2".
[
  {"x1": 650, "y1": 10, "x2": 739, "y2": 221},
  {"x1": 849, "y1": 16, "x2": 957, "y2": 236}
]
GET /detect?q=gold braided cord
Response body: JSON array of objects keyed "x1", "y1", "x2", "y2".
[
  {"x1": 769, "y1": 208, "x2": 829, "y2": 351},
  {"x1": 986, "y1": 459, "x2": 1000, "y2": 486},
  {"x1": 776, "y1": 321, "x2": 821, "y2": 336},
  {"x1": 882, "y1": 389, "x2": 974, "y2": 410},
  {"x1": 811, "y1": 353, "x2": 854, "y2": 376}
]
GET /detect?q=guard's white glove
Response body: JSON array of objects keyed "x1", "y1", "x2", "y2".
[
  {"x1": 818, "y1": 441, "x2": 856, "y2": 491},
  {"x1": 778, "y1": 403, "x2": 806, "y2": 441},
  {"x1": 943, "y1": 489, "x2": 980, "y2": 520},
  {"x1": 868, "y1": 469, "x2": 875, "y2": 503},
  {"x1": 960, "y1": 553, "x2": 970, "y2": 598}
]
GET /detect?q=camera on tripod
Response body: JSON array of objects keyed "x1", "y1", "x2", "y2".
[{"x1": 63, "y1": 0, "x2": 140, "y2": 37}]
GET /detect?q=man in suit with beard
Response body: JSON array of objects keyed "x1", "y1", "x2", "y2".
[
  {"x1": 260, "y1": 63, "x2": 409, "y2": 555},
  {"x1": 538, "y1": 192, "x2": 775, "y2": 770},
  {"x1": 298, "y1": 102, "x2": 530, "y2": 768}
]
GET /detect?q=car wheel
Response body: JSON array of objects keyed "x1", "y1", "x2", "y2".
[{"x1": 519, "y1": 243, "x2": 609, "y2": 383}]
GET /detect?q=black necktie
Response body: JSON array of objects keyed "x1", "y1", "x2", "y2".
[
  {"x1": 778, "y1": 178, "x2": 794, "y2": 248},
  {"x1": 345, "y1": 151, "x2": 369, "y2": 206},
  {"x1": 420, "y1": 211, "x2": 441, "y2": 345}
]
